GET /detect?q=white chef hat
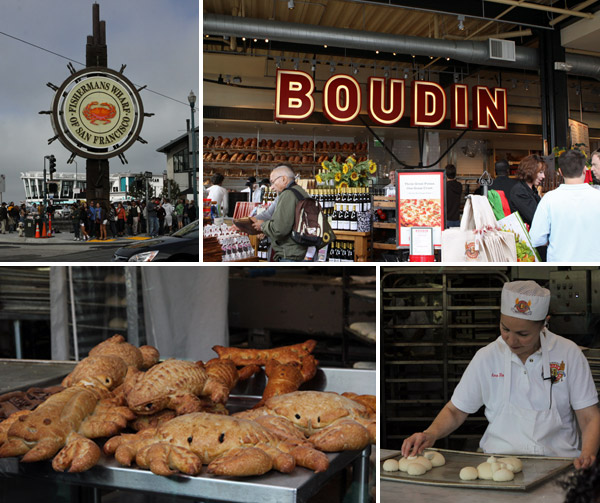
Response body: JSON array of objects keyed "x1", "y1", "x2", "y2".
[{"x1": 501, "y1": 280, "x2": 550, "y2": 321}]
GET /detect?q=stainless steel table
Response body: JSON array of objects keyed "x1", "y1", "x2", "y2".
[
  {"x1": 0, "y1": 360, "x2": 375, "y2": 503},
  {"x1": 380, "y1": 449, "x2": 571, "y2": 503}
]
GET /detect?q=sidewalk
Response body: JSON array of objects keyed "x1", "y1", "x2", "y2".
[{"x1": 0, "y1": 230, "x2": 153, "y2": 246}]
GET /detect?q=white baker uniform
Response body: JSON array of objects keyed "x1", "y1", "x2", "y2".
[{"x1": 451, "y1": 329, "x2": 598, "y2": 457}]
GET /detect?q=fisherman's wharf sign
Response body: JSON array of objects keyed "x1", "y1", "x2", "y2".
[{"x1": 51, "y1": 67, "x2": 144, "y2": 159}]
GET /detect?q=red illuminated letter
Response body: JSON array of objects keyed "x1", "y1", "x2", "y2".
[
  {"x1": 473, "y1": 86, "x2": 508, "y2": 130},
  {"x1": 451, "y1": 84, "x2": 469, "y2": 129},
  {"x1": 411, "y1": 81, "x2": 446, "y2": 127},
  {"x1": 275, "y1": 69, "x2": 315, "y2": 121},
  {"x1": 368, "y1": 77, "x2": 405, "y2": 125},
  {"x1": 323, "y1": 74, "x2": 361, "y2": 123}
]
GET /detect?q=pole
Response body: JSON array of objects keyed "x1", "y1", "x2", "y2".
[
  {"x1": 43, "y1": 157, "x2": 48, "y2": 215},
  {"x1": 189, "y1": 91, "x2": 198, "y2": 208}
]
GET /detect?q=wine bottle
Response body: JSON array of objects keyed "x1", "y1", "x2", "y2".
[
  {"x1": 350, "y1": 204, "x2": 358, "y2": 231},
  {"x1": 331, "y1": 206, "x2": 338, "y2": 230},
  {"x1": 347, "y1": 242, "x2": 355, "y2": 262}
]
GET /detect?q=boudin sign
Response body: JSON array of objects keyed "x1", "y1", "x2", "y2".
[
  {"x1": 51, "y1": 66, "x2": 144, "y2": 159},
  {"x1": 275, "y1": 69, "x2": 508, "y2": 130}
]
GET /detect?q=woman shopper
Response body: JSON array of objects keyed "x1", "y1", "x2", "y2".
[
  {"x1": 116, "y1": 202, "x2": 127, "y2": 236},
  {"x1": 79, "y1": 202, "x2": 90, "y2": 241},
  {"x1": 508, "y1": 154, "x2": 546, "y2": 228},
  {"x1": 108, "y1": 204, "x2": 118, "y2": 238},
  {"x1": 97, "y1": 202, "x2": 107, "y2": 240}
]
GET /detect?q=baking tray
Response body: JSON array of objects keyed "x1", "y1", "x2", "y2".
[
  {"x1": 0, "y1": 361, "x2": 375, "y2": 503},
  {"x1": 380, "y1": 449, "x2": 573, "y2": 491}
]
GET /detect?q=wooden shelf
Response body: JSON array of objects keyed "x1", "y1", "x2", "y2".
[
  {"x1": 373, "y1": 242, "x2": 398, "y2": 250},
  {"x1": 373, "y1": 222, "x2": 396, "y2": 229}
]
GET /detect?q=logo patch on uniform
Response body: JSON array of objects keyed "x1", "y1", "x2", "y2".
[
  {"x1": 512, "y1": 298, "x2": 532, "y2": 316},
  {"x1": 549, "y1": 361, "x2": 566, "y2": 383}
]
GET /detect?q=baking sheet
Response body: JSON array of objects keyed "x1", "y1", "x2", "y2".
[
  {"x1": 381, "y1": 449, "x2": 573, "y2": 491},
  {"x1": 0, "y1": 361, "x2": 375, "y2": 502}
]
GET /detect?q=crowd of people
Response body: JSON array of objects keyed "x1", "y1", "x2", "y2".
[
  {"x1": 0, "y1": 198, "x2": 198, "y2": 240},
  {"x1": 445, "y1": 149, "x2": 600, "y2": 262}
]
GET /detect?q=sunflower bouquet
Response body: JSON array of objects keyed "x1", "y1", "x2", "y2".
[{"x1": 315, "y1": 155, "x2": 377, "y2": 188}]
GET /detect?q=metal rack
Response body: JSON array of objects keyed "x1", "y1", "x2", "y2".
[
  {"x1": 0, "y1": 267, "x2": 51, "y2": 359},
  {"x1": 380, "y1": 267, "x2": 510, "y2": 452},
  {"x1": 53, "y1": 267, "x2": 146, "y2": 360}
]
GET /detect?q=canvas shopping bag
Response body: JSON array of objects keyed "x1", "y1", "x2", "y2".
[
  {"x1": 441, "y1": 228, "x2": 489, "y2": 262},
  {"x1": 461, "y1": 195, "x2": 497, "y2": 231}
]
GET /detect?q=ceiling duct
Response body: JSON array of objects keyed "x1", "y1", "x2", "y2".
[{"x1": 204, "y1": 14, "x2": 600, "y2": 79}]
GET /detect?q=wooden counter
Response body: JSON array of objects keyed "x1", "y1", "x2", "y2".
[{"x1": 333, "y1": 230, "x2": 371, "y2": 262}]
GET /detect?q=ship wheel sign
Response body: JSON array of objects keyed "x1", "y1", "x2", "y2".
[{"x1": 48, "y1": 66, "x2": 146, "y2": 161}]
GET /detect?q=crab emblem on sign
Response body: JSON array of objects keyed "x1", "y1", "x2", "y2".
[{"x1": 82, "y1": 101, "x2": 117, "y2": 125}]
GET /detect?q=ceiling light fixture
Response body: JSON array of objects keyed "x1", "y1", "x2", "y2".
[
  {"x1": 458, "y1": 15, "x2": 465, "y2": 31},
  {"x1": 288, "y1": 0, "x2": 295, "y2": 9}
]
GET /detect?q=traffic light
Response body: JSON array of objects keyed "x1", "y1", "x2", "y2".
[{"x1": 49, "y1": 155, "x2": 57, "y2": 179}]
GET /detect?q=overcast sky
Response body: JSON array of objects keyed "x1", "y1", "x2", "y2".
[{"x1": 0, "y1": 0, "x2": 198, "y2": 203}]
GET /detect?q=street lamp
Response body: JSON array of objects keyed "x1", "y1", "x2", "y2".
[{"x1": 188, "y1": 90, "x2": 198, "y2": 209}]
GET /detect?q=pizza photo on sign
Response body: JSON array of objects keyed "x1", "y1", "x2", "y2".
[{"x1": 399, "y1": 199, "x2": 442, "y2": 227}]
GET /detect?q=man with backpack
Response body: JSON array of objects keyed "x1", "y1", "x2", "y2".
[{"x1": 250, "y1": 163, "x2": 334, "y2": 261}]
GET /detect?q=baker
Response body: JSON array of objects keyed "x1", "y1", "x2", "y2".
[{"x1": 401, "y1": 280, "x2": 600, "y2": 469}]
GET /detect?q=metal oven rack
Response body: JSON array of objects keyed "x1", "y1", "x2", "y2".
[
  {"x1": 0, "y1": 361, "x2": 374, "y2": 503},
  {"x1": 380, "y1": 267, "x2": 509, "y2": 452}
]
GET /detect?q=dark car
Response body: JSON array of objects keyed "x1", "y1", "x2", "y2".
[{"x1": 111, "y1": 220, "x2": 199, "y2": 262}]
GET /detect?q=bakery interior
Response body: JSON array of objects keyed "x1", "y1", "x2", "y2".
[
  {"x1": 380, "y1": 265, "x2": 600, "y2": 502},
  {"x1": 0, "y1": 266, "x2": 375, "y2": 503}
]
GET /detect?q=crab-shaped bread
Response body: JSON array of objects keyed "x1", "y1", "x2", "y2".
[
  {"x1": 235, "y1": 391, "x2": 376, "y2": 452},
  {"x1": 89, "y1": 334, "x2": 160, "y2": 370},
  {"x1": 0, "y1": 383, "x2": 135, "y2": 472},
  {"x1": 104, "y1": 412, "x2": 329, "y2": 477},
  {"x1": 123, "y1": 358, "x2": 239, "y2": 415}
]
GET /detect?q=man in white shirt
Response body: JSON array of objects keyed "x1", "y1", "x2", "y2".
[
  {"x1": 529, "y1": 149, "x2": 600, "y2": 262},
  {"x1": 206, "y1": 173, "x2": 228, "y2": 217},
  {"x1": 591, "y1": 150, "x2": 600, "y2": 189},
  {"x1": 401, "y1": 280, "x2": 600, "y2": 468}
]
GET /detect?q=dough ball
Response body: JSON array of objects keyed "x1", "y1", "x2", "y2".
[
  {"x1": 383, "y1": 459, "x2": 399, "y2": 472},
  {"x1": 486, "y1": 456, "x2": 498, "y2": 463},
  {"x1": 493, "y1": 468, "x2": 515, "y2": 482},
  {"x1": 414, "y1": 456, "x2": 433, "y2": 471},
  {"x1": 459, "y1": 467, "x2": 479, "y2": 481},
  {"x1": 407, "y1": 463, "x2": 427, "y2": 476},
  {"x1": 490, "y1": 462, "x2": 506, "y2": 473},
  {"x1": 477, "y1": 462, "x2": 493, "y2": 480},
  {"x1": 498, "y1": 457, "x2": 523, "y2": 473},
  {"x1": 424, "y1": 451, "x2": 446, "y2": 467},
  {"x1": 398, "y1": 457, "x2": 410, "y2": 472}
]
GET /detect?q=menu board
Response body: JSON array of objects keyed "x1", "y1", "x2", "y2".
[
  {"x1": 569, "y1": 118, "x2": 590, "y2": 156},
  {"x1": 396, "y1": 170, "x2": 446, "y2": 248}
]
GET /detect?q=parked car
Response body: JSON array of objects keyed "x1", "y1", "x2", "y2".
[{"x1": 111, "y1": 220, "x2": 199, "y2": 262}]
